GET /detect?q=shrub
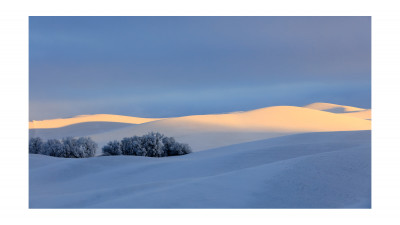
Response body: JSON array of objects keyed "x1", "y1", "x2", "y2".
[
  {"x1": 77, "y1": 137, "x2": 97, "y2": 158},
  {"x1": 101, "y1": 132, "x2": 191, "y2": 157},
  {"x1": 131, "y1": 136, "x2": 147, "y2": 156},
  {"x1": 29, "y1": 137, "x2": 43, "y2": 154},
  {"x1": 120, "y1": 137, "x2": 136, "y2": 155},
  {"x1": 102, "y1": 140, "x2": 122, "y2": 156},
  {"x1": 42, "y1": 139, "x2": 64, "y2": 157},
  {"x1": 31, "y1": 136, "x2": 98, "y2": 158},
  {"x1": 62, "y1": 137, "x2": 80, "y2": 158},
  {"x1": 162, "y1": 136, "x2": 192, "y2": 156},
  {"x1": 141, "y1": 132, "x2": 166, "y2": 157}
]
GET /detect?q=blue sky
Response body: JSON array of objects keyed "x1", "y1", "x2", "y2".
[{"x1": 29, "y1": 16, "x2": 371, "y2": 120}]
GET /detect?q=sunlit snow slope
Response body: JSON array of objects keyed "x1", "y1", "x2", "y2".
[
  {"x1": 29, "y1": 114, "x2": 161, "y2": 129},
  {"x1": 304, "y1": 102, "x2": 371, "y2": 120},
  {"x1": 30, "y1": 103, "x2": 371, "y2": 152},
  {"x1": 304, "y1": 102, "x2": 366, "y2": 113},
  {"x1": 90, "y1": 105, "x2": 371, "y2": 151}
]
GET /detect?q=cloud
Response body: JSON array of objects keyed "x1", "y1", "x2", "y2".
[{"x1": 29, "y1": 17, "x2": 371, "y2": 120}]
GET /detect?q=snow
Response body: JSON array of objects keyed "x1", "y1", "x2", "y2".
[
  {"x1": 304, "y1": 103, "x2": 371, "y2": 120},
  {"x1": 29, "y1": 130, "x2": 371, "y2": 208},
  {"x1": 304, "y1": 102, "x2": 366, "y2": 113},
  {"x1": 29, "y1": 114, "x2": 161, "y2": 129},
  {"x1": 339, "y1": 109, "x2": 372, "y2": 120},
  {"x1": 30, "y1": 122, "x2": 134, "y2": 140},
  {"x1": 87, "y1": 105, "x2": 370, "y2": 152},
  {"x1": 29, "y1": 104, "x2": 371, "y2": 154},
  {"x1": 29, "y1": 103, "x2": 371, "y2": 208}
]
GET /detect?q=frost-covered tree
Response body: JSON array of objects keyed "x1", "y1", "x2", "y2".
[
  {"x1": 162, "y1": 136, "x2": 192, "y2": 156},
  {"x1": 29, "y1": 137, "x2": 43, "y2": 154},
  {"x1": 62, "y1": 137, "x2": 80, "y2": 158},
  {"x1": 30, "y1": 136, "x2": 98, "y2": 158},
  {"x1": 101, "y1": 132, "x2": 192, "y2": 157},
  {"x1": 102, "y1": 140, "x2": 122, "y2": 156},
  {"x1": 42, "y1": 139, "x2": 64, "y2": 157},
  {"x1": 131, "y1": 136, "x2": 147, "y2": 156},
  {"x1": 59, "y1": 137, "x2": 97, "y2": 158},
  {"x1": 120, "y1": 136, "x2": 149, "y2": 156},
  {"x1": 77, "y1": 137, "x2": 97, "y2": 157},
  {"x1": 120, "y1": 137, "x2": 136, "y2": 155},
  {"x1": 162, "y1": 136, "x2": 176, "y2": 155},
  {"x1": 141, "y1": 132, "x2": 166, "y2": 157},
  {"x1": 172, "y1": 142, "x2": 192, "y2": 155}
]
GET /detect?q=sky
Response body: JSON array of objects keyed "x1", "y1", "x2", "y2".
[{"x1": 29, "y1": 16, "x2": 371, "y2": 120}]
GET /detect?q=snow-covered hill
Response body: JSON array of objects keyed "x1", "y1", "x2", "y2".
[
  {"x1": 29, "y1": 130, "x2": 371, "y2": 208},
  {"x1": 29, "y1": 114, "x2": 162, "y2": 129},
  {"x1": 304, "y1": 102, "x2": 366, "y2": 113},
  {"x1": 338, "y1": 109, "x2": 371, "y2": 120},
  {"x1": 29, "y1": 122, "x2": 135, "y2": 140},
  {"x1": 304, "y1": 102, "x2": 371, "y2": 120},
  {"x1": 30, "y1": 103, "x2": 371, "y2": 152}
]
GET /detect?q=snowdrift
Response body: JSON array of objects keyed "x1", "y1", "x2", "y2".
[
  {"x1": 338, "y1": 109, "x2": 371, "y2": 120},
  {"x1": 29, "y1": 114, "x2": 161, "y2": 129},
  {"x1": 304, "y1": 102, "x2": 371, "y2": 120},
  {"x1": 304, "y1": 102, "x2": 366, "y2": 113},
  {"x1": 29, "y1": 122, "x2": 134, "y2": 140},
  {"x1": 88, "y1": 105, "x2": 371, "y2": 152},
  {"x1": 29, "y1": 103, "x2": 371, "y2": 153},
  {"x1": 29, "y1": 130, "x2": 371, "y2": 208}
]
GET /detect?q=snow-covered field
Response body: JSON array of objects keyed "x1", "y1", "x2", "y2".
[
  {"x1": 29, "y1": 130, "x2": 371, "y2": 208},
  {"x1": 30, "y1": 103, "x2": 371, "y2": 153},
  {"x1": 29, "y1": 103, "x2": 371, "y2": 208}
]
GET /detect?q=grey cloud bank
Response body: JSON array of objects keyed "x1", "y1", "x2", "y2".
[{"x1": 29, "y1": 16, "x2": 371, "y2": 120}]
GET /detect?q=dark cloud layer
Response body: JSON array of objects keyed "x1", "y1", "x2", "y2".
[{"x1": 29, "y1": 16, "x2": 371, "y2": 120}]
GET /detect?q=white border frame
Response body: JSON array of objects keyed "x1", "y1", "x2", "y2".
[{"x1": 1, "y1": 1, "x2": 400, "y2": 224}]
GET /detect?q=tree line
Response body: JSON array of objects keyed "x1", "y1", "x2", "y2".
[
  {"x1": 29, "y1": 136, "x2": 97, "y2": 158},
  {"x1": 29, "y1": 132, "x2": 192, "y2": 158},
  {"x1": 102, "y1": 132, "x2": 192, "y2": 157}
]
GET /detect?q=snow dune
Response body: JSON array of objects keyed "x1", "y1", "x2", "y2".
[
  {"x1": 304, "y1": 102, "x2": 366, "y2": 113},
  {"x1": 29, "y1": 114, "x2": 161, "y2": 129},
  {"x1": 304, "y1": 103, "x2": 371, "y2": 120},
  {"x1": 89, "y1": 105, "x2": 370, "y2": 152},
  {"x1": 29, "y1": 103, "x2": 371, "y2": 152},
  {"x1": 29, "y1": 130, "x2": 371, "y2": 208},
  {"x1": 29, "y1": 103, "x2": 371, "y2": 208},
  {"x1": 338, "y1": 109, "x2": 371, "y2": 120},
  {"x1": 29, "y1": 122, "x2": 135, "y2": 140}
]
